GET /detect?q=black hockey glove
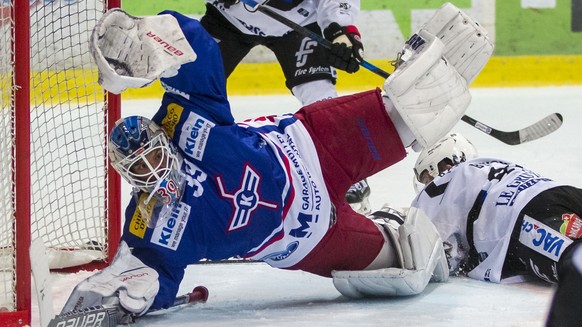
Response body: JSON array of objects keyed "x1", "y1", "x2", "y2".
[
  {"x1": 323, "y1": 22, "x2": 364, "y2": 73},
  {"x1": 217, "y1": 0, "x2": 240, "y2": 9}
]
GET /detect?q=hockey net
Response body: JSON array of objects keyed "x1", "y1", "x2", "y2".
[{"x1": 0, "y1": 0, "x2": 121, "y2": 325}]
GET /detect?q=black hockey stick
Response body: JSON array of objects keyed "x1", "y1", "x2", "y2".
[
  {"x1": 238, "y1": 0, "x2": 563, "y2": 145},
  {"x1": 47, "y1": 286, "x2": 209, "y2": 327},
  {"x1": 461, "y1": 113, "x2": 563, "y2": 145}
]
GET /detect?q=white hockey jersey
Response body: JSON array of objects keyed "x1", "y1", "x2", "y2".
[
  {"x1": 206, "y1": 0, "x2": 360, "y2": 37},
  {"x1": 411, "y1": 158, "x2": 563, "y2": 283}
]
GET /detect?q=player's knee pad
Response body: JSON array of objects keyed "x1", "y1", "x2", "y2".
[
  {"x1": 418, "y1": 2, "x2": 493, "y2": 84},
  {"x1": 383, "y1": 30, "x2": 471, "y2": 149},
  {"x1": 90, "y1": 9, "x2": 197, "y2": 94}
]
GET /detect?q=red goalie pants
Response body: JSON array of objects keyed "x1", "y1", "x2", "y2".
[{"x1": 288, "y1": 89, "x2": 406, "y2": 277}]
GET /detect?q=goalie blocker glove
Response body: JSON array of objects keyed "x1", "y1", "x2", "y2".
[
  {"x1": 60, "y1": 241, "x2": 160, "y2": 322},
  {"x1": 323, "y1": 22, "x2": 363, "y2": 73}
]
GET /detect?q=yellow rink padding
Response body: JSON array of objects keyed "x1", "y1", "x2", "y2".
[
  {"x1": 472, "y1": 55, "x2": 582, "y2": 88},
  {"x1": 26, "y1": 55, "x2": 582, "y2": 103}
]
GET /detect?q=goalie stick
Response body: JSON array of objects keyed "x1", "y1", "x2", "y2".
[
  {"x1": 237, "y1": 0, "x2": 563, "y2": 145},
  {"x1": 46, "y1": 286, "x2": 209, "y2": 327}
]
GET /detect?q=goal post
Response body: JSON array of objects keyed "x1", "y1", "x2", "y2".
[{"x1": 1, "y1": 0, "x2": 121, "y2": 325}]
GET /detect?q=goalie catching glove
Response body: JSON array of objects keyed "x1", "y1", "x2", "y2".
[
  {"x1": 90, "y1": 9, "x2": 197, "y2": 94},
  {"x1": 323, "y1": 22, "x2": 364, "y2": 73},
  {"x1": 332, "y1": 206, "x2": 448, "y2": 298},
  {"x1": 60, "y1": 241, "x2": 159, "y2": 323}
]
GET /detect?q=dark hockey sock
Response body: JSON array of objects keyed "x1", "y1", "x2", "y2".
[{"x1": 546, "y1": 239, "x2": 582, "y2": 327}]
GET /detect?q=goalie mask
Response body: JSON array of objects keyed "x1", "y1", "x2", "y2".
[
  {"x1": 109, "y1": 116, "x2": 185, "y2": 217},
  {"x1": 413, "y1": 133, "x2": 477, "y2": 193}
]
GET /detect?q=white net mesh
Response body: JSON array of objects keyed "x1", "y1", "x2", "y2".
[
  {"x1": 0, "y1": 0, "x2": 115, "y2": 315},
  {"x1": 29, "y1": 0, "x2": 109, "y2": 268}
]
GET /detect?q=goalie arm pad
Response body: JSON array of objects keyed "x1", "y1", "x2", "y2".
[
  {"x1": 90, "y1": 9, "x2": 197, "y2": 94},
  {"x1": 331, "y1": 207, "x2": 448, "y2": 298},
  {"x1": 383, "y1": 30, "x2": 471, "y2": 150},
  {"x1": 60, "y1": 241, "x2": 160, "y2": 318}
]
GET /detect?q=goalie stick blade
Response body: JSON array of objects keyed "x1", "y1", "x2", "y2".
[
  {"x1": 48, "y1": 286, "x2": 209, "y2": 327},
  {"x1": 461, "y1": 113, "x2": 563, "y2": 145},
  {"x1": 48, "y1": 306, "x2": 119, "y2": 327}
]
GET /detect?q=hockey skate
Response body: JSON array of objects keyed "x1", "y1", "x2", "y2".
[{"x1": 345, "y1": 179, "x2": 371, "y2": 215}]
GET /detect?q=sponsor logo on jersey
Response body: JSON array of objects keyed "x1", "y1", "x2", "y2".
[
  {"x1": 259, "y1": 241, "x2": 299, "y2": 262},
  {"x1": 161, "y1": 102, "x2": 184, "y2": 138},
  {"x1": 295, "y1": 38, "x2": 318, "y2": 67},
  {"x1": 339, "y1": 3, "x2": 351, "y2": 10},
  {"x1": 560, "y1": 213, "x2": 582, "y2": 238},
  {"x1": 129, "y1": 193, "x2": 153, "y2": 238},
  {"x1": 237, "y1": 20, "x2": 267, "y2": 37},
  {"x1": 179, "y1": 112, "x2": 215, "y2": 160},
  {"x1": 161, "y1": 82, "x2": 191, "y2": 101},
  {"x1": 216, "y1": 164, "x2": 278, "y2": 231},
  {"x1": 495, "y1": 170, "x2": 551, "y2": 206},
  {"x1": 290, "y1": 212, "x2": 318, "y2": 238},
  {"x1": 519, "y1": 215, "x2": 573, "y2": 261},
  {"x1": 151, "y1": 202, "x2": 191, "y2": 250}
]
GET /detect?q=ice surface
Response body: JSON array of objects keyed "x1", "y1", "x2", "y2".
[{"x1": 32, "y1": 86, "x2": 582, "y2": 326}]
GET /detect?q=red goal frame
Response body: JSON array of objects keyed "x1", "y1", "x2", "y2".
[{"x1": 4, "y1": 0, "x2": 122, "y2": 325}]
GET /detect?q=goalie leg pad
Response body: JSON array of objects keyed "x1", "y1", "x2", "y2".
[
  {"x1": 90, "y1": 9, "x2": 197, "y2": 94},
  {"x1": 418, "y1": 2, "x2": 493, "y2": 84},
  {"x1": 383, "y1": 30, "x2": 471, "y2": 149},
  {"x1": 399, "y1": 207, "x2": 449, "y2": 283},
  {"x1": 332, "y1": 207, "x2": 448, "y2": 298}
]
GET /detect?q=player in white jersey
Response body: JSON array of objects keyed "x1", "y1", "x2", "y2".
[
  {"x1": 201, "y1": 0, "x2": 371, "y2": 213},
  {"x1": 58, "y1": 6, "x2": 493, "y2": 322},
  {"x1": 409, "y1": 133, "x2": 582, "y2": 327},
  {"x1": 202, "y1": 0, "x2": 363, "y2": 105}
]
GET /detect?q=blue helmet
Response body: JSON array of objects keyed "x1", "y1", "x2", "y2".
[{"x1": 109, "y1": 116, "x2": 183, "y2": 205}]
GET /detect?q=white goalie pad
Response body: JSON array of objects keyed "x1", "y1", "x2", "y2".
[
  {"x1": 90, "y1": 9, "x2": 197, "y2": 94},
  {"x1": 383, "y1": 30, "x2": 471, "y2": 149},
  {"x1": 332, "y1": 207, "x2": 448, "y2": 298},
  {"x1": 418, "y1": 2, "x2": 493, "y2": 84}
]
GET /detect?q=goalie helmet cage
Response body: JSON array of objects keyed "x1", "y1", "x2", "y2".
[{"x1": 1, "y1": 0, "x2": 121, "y2": 326}]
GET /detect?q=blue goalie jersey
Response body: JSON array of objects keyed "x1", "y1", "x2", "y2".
[{"x1": 120, "y1": 11, "x2": 332, "y2": 309}]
